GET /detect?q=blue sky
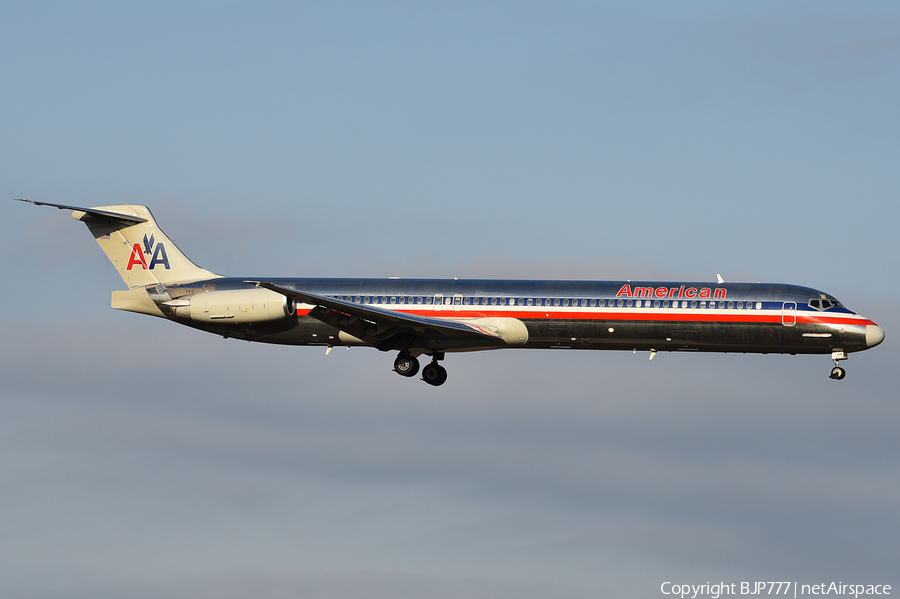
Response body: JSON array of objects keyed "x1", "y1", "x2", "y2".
[{"x1": 2, "y1": 2, "x2": 898, "y2": 598}]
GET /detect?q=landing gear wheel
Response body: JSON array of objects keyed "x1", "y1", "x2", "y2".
[
  {"x1": 393, "y1": 353, "x2": 420, "y2": 377},
  {"x1": 422, "y1": 363, "x2": 448, "y2": 386},
  {"x1": 830, "y1": 366, "x2": 846, "y2": 380}
]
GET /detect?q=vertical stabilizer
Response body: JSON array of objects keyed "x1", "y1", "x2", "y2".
[
  {"x1": 74, "y1": 204, "x2": 221, "y2": 287},
  {"x1": 18, "y1": 200, "x2": 221, "y2": 288}
]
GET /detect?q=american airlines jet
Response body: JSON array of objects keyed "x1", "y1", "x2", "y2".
[{"x1": 19, "y1": 200, "x2": 884, "y2": 386}]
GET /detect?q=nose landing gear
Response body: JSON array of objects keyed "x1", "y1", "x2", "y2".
[{"x1": 829, "y1": 350, "x2": 848, "y2": 380}]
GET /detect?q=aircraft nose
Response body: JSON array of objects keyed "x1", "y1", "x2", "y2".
[{"x1": 866, "y1": 324, "x2": 885, "y2": 348}]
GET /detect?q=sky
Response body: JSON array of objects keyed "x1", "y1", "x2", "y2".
[{"x1": 1, "y1": 2, "x2": 898, "y2": 598}]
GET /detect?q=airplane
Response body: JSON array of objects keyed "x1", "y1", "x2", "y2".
[{"x1": 18, "y1": 199, "x2": 884, "y2": 386}]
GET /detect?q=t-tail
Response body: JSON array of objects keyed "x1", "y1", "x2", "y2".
[{"x1": 18, "y1": 199, "x2": 220, "y2": 288}]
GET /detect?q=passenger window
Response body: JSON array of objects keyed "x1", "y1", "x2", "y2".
[
  {"x1": 737, "y1": 301, "x2": 743, "y2": 309},
  {"x1": 691, "y1": 300, "x2": 697, "y2": 308},
  {"x1": 626, "y1": 300, "x2": 633, "y2": 307},
  {"x1": 553, "y1": 299, "x2": 560, "y2": 306},
  {"x1": 491, "y1": 298, "x2": 497, "y2": 306},
  {"x1": 526, "y1": 298, "x2": 533, "y2": 306},
  {"x1": 654, "y1": 300, "x2": 660, "y2": 308},
  {"x1": 663, "y1": 300, "x2": 669, "y2": 308},
  {"x1": 617, "y1": 299, "x2": 624, "y2": 308},
  {"x1": 727, "y1": 301, "x2": 734, "y2": 309}
]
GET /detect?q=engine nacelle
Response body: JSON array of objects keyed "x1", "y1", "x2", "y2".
[
  {"x1": 171, "y1": 289, "x2": 295, "y2": 324},
  {"x1": 464, "y1": 317, "x2": 529, "y2": 346}
]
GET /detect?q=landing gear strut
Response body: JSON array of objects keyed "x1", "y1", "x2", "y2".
[{"x1": 829, "y1": 350, "x2": 848, "y2": 380}]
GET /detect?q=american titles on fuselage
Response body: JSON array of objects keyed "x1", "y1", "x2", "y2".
[{"x1": 616, "y1": 284, "x2": 725, "y2": 299}]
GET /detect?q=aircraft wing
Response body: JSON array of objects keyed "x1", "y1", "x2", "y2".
[{"x1": 248, "y1": 281, "x2": 503, "y2": 351}]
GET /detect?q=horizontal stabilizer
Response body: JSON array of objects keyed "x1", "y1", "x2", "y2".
[{"x1": 15, "y1": 199, "x2": 147, "y2": 225}]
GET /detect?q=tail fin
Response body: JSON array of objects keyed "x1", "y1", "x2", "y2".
[{"x1": 19, "y1": 200, "x2": 221, "y2": 287}]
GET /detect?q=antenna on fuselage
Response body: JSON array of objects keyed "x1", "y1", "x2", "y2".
[{"x1": 716, "y1": 273, "x2": 724, "y2": 284}]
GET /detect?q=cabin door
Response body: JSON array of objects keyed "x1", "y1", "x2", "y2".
[{"x1": 782, "y1": 302, "x2": 797, "y2": 326}]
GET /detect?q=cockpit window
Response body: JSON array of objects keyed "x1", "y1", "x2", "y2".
[{"x1": 809, "y1": 298, "x2": 844, "y2": 311}]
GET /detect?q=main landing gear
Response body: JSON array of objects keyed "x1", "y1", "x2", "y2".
[
  {"x1": 421, "y1": 361, "x2": 448, "y2": 386},
  {"x1": 393, "y1": 352, "x2": 420, "y2": 377},
  {"x1": 829, "y1": 350, "x2": 848, "y2": 380},
  {"x1": 393, "y1": 352, "x2": 448, "y2": 386}
]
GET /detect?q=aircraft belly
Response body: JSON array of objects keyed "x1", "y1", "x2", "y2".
[
  {"x1": 187, "y1": 316, "x2": 869, "y2": 356},
  {"x1": 520, "y1": 319, "x2": 862, "y2": 355},
  {"x1": 194, "y1": 316, "x2": 341, "y2": 346}
]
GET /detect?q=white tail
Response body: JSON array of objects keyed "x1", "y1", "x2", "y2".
[
  {"x1": 74, "y1": 204, "x2": 221, "y2": 287},
  {"x1": 18, "y1": 200, "x2": 220, "y2": 288}
]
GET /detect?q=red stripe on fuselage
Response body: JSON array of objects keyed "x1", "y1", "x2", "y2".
[{"x1": 294, "y1": 307, "x2": 876, "y2": 327}]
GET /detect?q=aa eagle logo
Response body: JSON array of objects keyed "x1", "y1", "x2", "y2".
[{"x1": 126, "y1": 233, "x2": 170, "y2": 270}]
